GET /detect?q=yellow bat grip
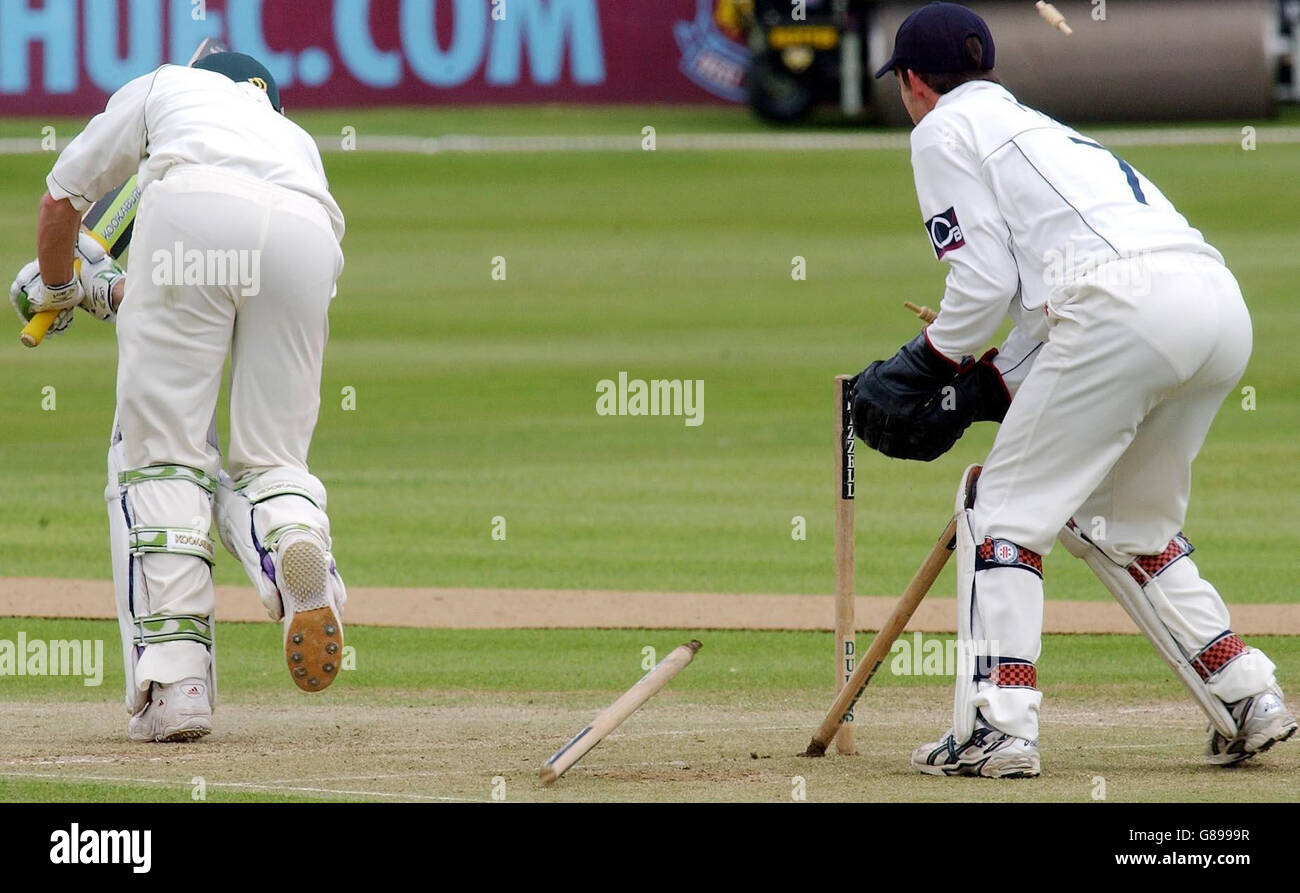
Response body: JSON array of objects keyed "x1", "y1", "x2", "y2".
[
  {"x1": 19, "y1": 258, "x2": 81, "y2": 348},
  {"x1": 20, "y1": 309, "x2": 59, "y2": 348}
]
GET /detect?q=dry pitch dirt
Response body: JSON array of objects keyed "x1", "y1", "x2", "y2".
[
  {"x1": 4, "y1": 579, "x2": 1298, "y2": 801},
  {"x1": 2, "y1": 689, "x2": 1297, "y2": 802},
  {"x1": 6, "y1": 577, "x2": 1300, "y2": 634}
]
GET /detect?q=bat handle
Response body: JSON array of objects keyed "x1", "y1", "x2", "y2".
[
  {"x1": 20, "y1": 258, "x2": 81, "y2": 348},
  {"x1": 20, "y1": 309, "x2": 59, "y2": 348}
]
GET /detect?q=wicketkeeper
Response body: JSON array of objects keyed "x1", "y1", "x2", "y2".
[
  {"x1": 855, "y1": 3, "x2": 1294, "y2": 776},
  {"x1": 11, "y1": 53, "x2": 348, "y2": 742}
]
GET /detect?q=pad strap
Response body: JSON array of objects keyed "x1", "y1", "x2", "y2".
[
  {"x1": 239, "y1": 478, "x2": 321, "y2": 508},
  {"x1": 975, "y1": 537, "x2": 1043, "y2": 577},
  {"x1": 1127, "y1": 533, "x2": 1194, "y2": 585},
  {"x1": 119, "y1": 464, "x2": 217, "y2": 493},
  {"x1": 985, "y1": 658, "x2": 1038, "y2": 689},
  {"x1": 260, "y1": 522, "x2": 316, "y2": 553},
  {"x1": 128, "y1": 526, "x2": 215, "y2": 563},
  {"x1": 133, "y1": 613, "x2": 213, "y2": 647},
  {"x1": 1192, "y1": 632, "x2": 1248, "y2": 682}
]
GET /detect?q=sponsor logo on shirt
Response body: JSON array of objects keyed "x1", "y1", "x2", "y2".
[{"x1": 925, "y1": 207, "x2": 965, "y2": 259}]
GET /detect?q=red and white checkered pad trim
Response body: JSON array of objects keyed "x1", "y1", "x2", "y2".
[
  {"x1": 990, "y1": 662, "x2": 1037, "y2": 688},
  {"x1": 977, "y1": 538, "x2": 1043, "y2": 574},
  {"x1": 1192, "y1": 633, "x2": 1248, "y2": 682},
  {"x1": 1127, "y1": 533, "x2": 1193, "y2": 585}
]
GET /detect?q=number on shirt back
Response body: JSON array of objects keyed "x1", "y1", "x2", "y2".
[{"x1": 1069, "y1": 137, "x2": 1147, "y2": 205}]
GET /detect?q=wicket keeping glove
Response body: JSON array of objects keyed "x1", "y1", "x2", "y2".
[
  {"x1": 895, "y1": 348, "x2": 1011, "y2": 459},
  {"x1": 853, "y1": 336, "x2": 1010, "y2": 461}
]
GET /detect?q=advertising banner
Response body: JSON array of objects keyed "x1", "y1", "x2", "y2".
[{"x1": 0, "y1": 0, "x2": 752, "y2": 115}]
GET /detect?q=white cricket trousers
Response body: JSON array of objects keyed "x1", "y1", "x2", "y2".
[
  {"x1": 118, "y1": 166, "x2": 341, "y2": 476},
  {"x1": 111, "y1": 165, "x2": 341, "y2": 697},
  {"x1": 965, "y1": 250, "x2": 1275, "y2": 738}
]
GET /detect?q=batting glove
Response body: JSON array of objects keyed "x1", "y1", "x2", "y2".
[
  {"x1": 25, "y1": 272, "x2": 84, "y2": 314},
  {"x1": 9, "y1": 260, "x2": 74, "y2": 338},
  {"x1": 74, "y1": 232, "x2": 123, "y2": 321}
]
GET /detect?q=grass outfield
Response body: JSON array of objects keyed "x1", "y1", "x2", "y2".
[
  {"x1": 1, "y1": 107, "x2": 1298, "y2": 602},
  {"x1": 0, "y1": 618, "x2": 1297, "y2": 802}
]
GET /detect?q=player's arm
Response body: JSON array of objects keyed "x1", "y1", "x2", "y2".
[
  {"x1": 32, "y1": 193, "x2": 83, "y2": 321},
  {"x1": 852, "y1": 129, "x2": 1020, "y2": 460},
  {"x1": 46, "y1": 69, "x2": 154, "y2": 214},
  {"x1": 24, "y1": 70, "x2": 154, "y2": 324},
  {"x1": 32, "y1": 194, "x2": 127, "y2": 319},
  {"x1": 35, "y1": 193, "x2": 82, "y2": 290},
  {"x1": 990, "y1": 323, "x2": 1043, "y2": 398},
  {"x1": 911, "y1": 136, "x2": 1020, "y2": 359}
]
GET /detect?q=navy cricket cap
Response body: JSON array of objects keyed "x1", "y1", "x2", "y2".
[
  {"x1": 874, "y1": 2, "x2": 995, "y2": 78},
  {"x1": 192, "y1": 51, "x2": 281, "y2": 111}
]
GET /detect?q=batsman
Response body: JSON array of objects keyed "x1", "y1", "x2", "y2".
[
  {"x1": 10, "y1": 51, "x2": 348, "y2": 742},
  {"x1": 854, "y1": 3, "x2": 1294, "y2": 777}
]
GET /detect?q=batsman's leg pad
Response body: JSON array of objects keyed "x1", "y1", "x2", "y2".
[
  {"x1": 109, "y1": 444, "x2": 216, "y2": 713},
  {"x1": 216, "y1": 468, "x2": 346, "y2": 621},
  {"x1": 1060, "y1": 520, "x2": 1240, "y2": 738},
  {"x1": 215, "y1": 471, "x2": 283, "y2": 619},
  {"x1": 107, "y1": 439, "x2": 146, "y2": 714}
]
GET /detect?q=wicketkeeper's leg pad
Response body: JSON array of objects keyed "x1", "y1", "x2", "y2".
[
  {"x1": 215, "y1": 467, "x2": 346, "y2": 621},
  {"x1": 953, "y1": 464, "x2": 1044, "y2": 743},
  {"x1": 107, "y1": 440, "x2": 216, "y2": 714},
  {"x1": 1143, "y1": 555, "x2": 1276, "y2": 704},
  {"x1": 1058, "y1": 520, "x2": 1268, "y2": 738}
]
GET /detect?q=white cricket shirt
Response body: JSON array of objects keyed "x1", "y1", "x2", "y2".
[
  {"x1": 909, "y1": 80, "x2": 1222, "y2": 370},
  {"x1": 46, "y1": 65, "x2": 344, "y2": 243}
]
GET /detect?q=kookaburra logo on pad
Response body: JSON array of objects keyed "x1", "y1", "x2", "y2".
[{"x1": 925, "y1": 207, "x2": 965, "y2": 259}]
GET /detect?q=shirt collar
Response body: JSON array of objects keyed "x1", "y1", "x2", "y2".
[{"x1": 934, "y1": 79, "x2": 1005, "y2": 110}]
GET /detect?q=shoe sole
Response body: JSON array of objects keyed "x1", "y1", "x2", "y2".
[
  {"x1": 1207, "y1": 719, "x2": 1297, "y2": 767},
  {"x1": 156, "y1": 724, "x2": 211, "y2": 743},
  {"x1": 281, "y1": 537, "x2": 343, "y2": 693},
  {"x1": 1241, "y1": 721, "x2": 1296, "y2": 762},
  {"x1": 913, "y1": 756, "x2": 1041, "y2": 779}
]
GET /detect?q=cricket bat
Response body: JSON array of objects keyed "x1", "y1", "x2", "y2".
[{"x1": 20, "y1": 38, "x2": 226, "y2": 348}]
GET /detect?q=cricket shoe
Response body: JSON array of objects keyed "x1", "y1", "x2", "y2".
[
  {"x1": 1204, "y1": 687, "x2": 1297, "y2": 766},
  {"x1": 912, "y1": 715, "x2": 1041, "y2": 778},
  {"x1": 128, "y1": 678, "x2": 212, "y2": 743},
  {"x1": 276, "y1": 531, "x2": 344, "y2": 693}
]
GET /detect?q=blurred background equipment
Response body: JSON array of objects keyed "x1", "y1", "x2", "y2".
[
  {"x1": 735, "y1": 0, "x2": 1295, "y2": 124},
  {"x1": 730, "y1": 0, "x2": 869, "y2": 122}
]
